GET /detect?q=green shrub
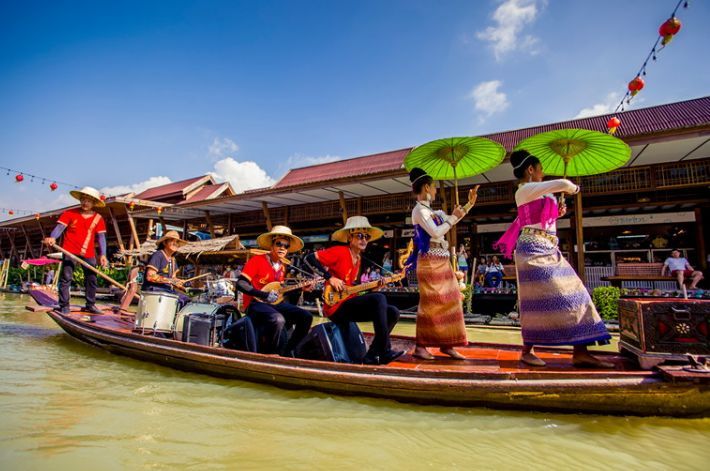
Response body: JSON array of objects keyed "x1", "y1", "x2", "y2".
[{"x1": 592, "y1": 286, "x2": 621, "y2": 321}]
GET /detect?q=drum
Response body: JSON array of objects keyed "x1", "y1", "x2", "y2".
[
  {"x1": 135, "y1": 291, "x2": 181, "y2": 333},
  {"x1": 173, "y1": 302, "x2": 220, "y2": 340},
  {"x1": 206, "y1": 279, "x2": 235, "y2": 302}
]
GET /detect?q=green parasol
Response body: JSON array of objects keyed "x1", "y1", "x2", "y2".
[
  {"x1": 513, "y1": 128, "x2": 631, "y2": 178},
  {"x1": 513, "y1": 128, "x2": 631, "y2": 282},
  {"x1": 404, "y1": 137, "x2": 506, "y2": 205}
]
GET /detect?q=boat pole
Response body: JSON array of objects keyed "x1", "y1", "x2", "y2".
[{"x1": 48, "y1": 244, "x2": 129, "y2": 292}]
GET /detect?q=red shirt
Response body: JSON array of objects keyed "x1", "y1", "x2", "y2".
[
  {"x1": 241, "y1": 254, "x2": 284, "y2": 309},
  {"x1": 57, "y1": 209, "x2": 106, "y2": 258},
  {"x1": 316, "y1": 246, "x2": 361, "y2": 317}
]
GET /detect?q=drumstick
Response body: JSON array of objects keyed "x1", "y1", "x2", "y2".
[{"x1": 182, "y1": 273, "x2": 212, "y2": 283}]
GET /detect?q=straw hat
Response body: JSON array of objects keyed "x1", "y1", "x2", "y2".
[
  {"x1": 332, "y1": 216, "x2": 384, "y2": 243},
  {"x1": 70, "y1": 186, "x2": 105, "y2": 208},
  {"x1": 156, "y1": 230, "x2": 188, "y2": 247},
  {"x1": 256, "y1": 225, "x2": 304, "y2": 253}
]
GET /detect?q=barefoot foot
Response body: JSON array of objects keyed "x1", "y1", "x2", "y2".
[
  {"x1": 521, "y1": 352, "x2": 546, "y2": 367},
  {"x1": 412, "y1": 346, "x2": 435, "y2": 360},
  {"x1": 440, "y1": 347, "x2": 466, "y2": 360}
]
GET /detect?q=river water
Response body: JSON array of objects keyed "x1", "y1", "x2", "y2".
[{"x1": 1, "y1": 293, "x2": 708, "y2": 470}]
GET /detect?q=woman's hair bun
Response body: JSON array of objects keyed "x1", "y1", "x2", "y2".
[{"x1": 409, "y1": 167, "x2": 429, "y2": 183}]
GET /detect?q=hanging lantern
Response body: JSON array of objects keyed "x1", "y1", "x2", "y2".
[
  {"x1": 50, "y1": 182, "x2": 58, "y2": 191},
  {"x1": 156, "y1": 207, "x2": 163, "y2": 215},
  {"x1": 8, "y1": 210, "x2": 14, "y2": 215},
  {"x1": 100, "y1": 194, "x2": 106, "y2": 202},
  {"x1": 129, "y1": 201, "x2": 136, "y2": 211},
  {"x1": 35, "y1": 213, "x2": 41, "y2": 220},
  {"x1": 659, "y1": 17, "x2": 681, "y2": 46},
  {"x1": 15, "y1": 174, "x2": 24, "y2": 182},
  {"x1": 628, "y1": 76, "x2": 645, "y2": 97},
  {"x1": 607, "y1": 117, "x2": 621, "y2": 135}
]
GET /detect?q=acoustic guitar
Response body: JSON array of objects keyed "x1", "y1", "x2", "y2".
[
  {"x1": 254, "y1": 277, "x2": 323, "y2": 305},
  {"x1": 322, "y1": 271, "x2": 406, "y2": 315}
]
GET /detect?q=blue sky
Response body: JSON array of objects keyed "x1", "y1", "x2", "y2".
[{"x1": 1, "y1": 0, "x2": 709, "y2": 217}]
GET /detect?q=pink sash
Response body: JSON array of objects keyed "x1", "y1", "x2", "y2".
[{"x1": 494, "y1": 198, "x2": 558, "y2": 258}]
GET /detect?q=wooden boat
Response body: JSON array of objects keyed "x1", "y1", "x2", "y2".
[{"x1": 39, "y1": 302, "x2": 709, "y2": 418}]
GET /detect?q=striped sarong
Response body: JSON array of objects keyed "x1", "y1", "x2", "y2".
[
  {"x1": 515, "y1": 232, "x2": 611, "y2": 346},
  {"x1": 415, "y1": 253, "x2": 468, "y2": 347}
]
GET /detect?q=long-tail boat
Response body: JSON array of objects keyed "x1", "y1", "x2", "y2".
[{"x1": 37, "y1": 296, "x2": 709, "y2": 418}]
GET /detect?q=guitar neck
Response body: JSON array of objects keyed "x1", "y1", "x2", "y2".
[
  {"x1": 281, "y1": 278, "x2": 321, "y2": 294},
  {"x1": 346, "y1": 274, "x2": 402, "y2": 296}
]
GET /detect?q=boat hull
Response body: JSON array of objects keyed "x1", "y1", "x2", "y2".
[{"x1": 47, "y1": 311, "x2": 710, "y2": 417}]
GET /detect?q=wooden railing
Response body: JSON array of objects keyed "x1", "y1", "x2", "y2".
[{"x1": 655, "y1": 159, "x2": 710, "y2": 189}]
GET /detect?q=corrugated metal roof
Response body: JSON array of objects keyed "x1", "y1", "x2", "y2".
[
  {"x1": 134, "y1": 175, "x2": 209, "y2": 201},
  {"x1": 274, "y1": 96, "x2": 710, "y2": 187}
]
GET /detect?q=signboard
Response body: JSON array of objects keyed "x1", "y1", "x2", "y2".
[
  {"x1": 302, "y1": 234, "x2": 330, "y2": 243},
  {"x1": 477, "y1": 211, "x2": 696, "y2": 233},
  {"x1": 383, "y1": 230, "x2": 394, "y2": 238},
  {"x1": 241, "y1": 239, "x2": 258, "y2": 247},
  {"x1": 400, "y1": 228, "x2": 415, "y2": 237}
]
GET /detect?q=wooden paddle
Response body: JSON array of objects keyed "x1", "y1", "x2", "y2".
[{"x1": 50, "y1": 244, "x2": 129, "y2": 291}]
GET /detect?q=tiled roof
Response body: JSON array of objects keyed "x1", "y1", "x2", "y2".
[
  {"x1": 134, "y1": 176, "x2": 209, "y2": 201},
  {"x1": 273, "y1": 96, "x2": 710, "y2": 188},
  {"x1": 273, "y1": 148, "x2": 413, "y2": 188}
]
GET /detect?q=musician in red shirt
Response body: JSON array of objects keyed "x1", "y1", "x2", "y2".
[
  {"x1": 43, "y1": 187, "x2": 108, "y2": 315},
  {"x1": 305, "y1": 216, "x2": 404, "y2": 365},
  {"x1": 234, "y1": 226, "x2": 314, "y2": 355}
]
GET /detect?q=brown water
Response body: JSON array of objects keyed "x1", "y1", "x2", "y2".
[{"x1": 1, "y1": 293, "x2": 708, "y2": 470}]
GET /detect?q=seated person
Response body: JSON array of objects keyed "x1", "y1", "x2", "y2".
[
  {"x1": 475, "y1": 256, "x2": 487, "y2": 285},
  {"x1": 305, "y1": 216, "x2": 404, "y2": 365},
  {"x1": 142, "y1": 231, "x2": 191, "y2": 309},
  {"x1": 234, "y1": 226, "x2": 314, "y2": 356},
  {"x1": 484, "y1": 255, "x2": 504, "y2": 288},
  {"x1": 662, "y1": 249, "x2": 703, "y2": 289}
]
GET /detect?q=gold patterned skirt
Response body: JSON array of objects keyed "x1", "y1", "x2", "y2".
[{"x1": 415, "y1": 253, "x2": 468, "y2": 347}]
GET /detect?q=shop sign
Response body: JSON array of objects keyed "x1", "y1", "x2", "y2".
[
  {"x1": 302, "y1": 234, "x2": 330, "y2": 243},
  {"x1": 400, "y1": 228, "x2": 415, "y2": 237},
  {"x1": 241, "y1": 239, "x2": 258, "y2": 247}
]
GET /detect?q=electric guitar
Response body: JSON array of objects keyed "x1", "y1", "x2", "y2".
[
  {"x1": 322, "y1": 271, "x2": 407, "y2": 315},
  {"x1": 254, "y1": 277, "x2": 323, "y2": 305}
]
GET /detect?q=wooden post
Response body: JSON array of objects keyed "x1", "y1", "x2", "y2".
[
  {"x1": 9, "y1": 231, "x2": 18, "y2": 261},
  {"x1": 695, "y1": 207, "x2": 706, "y2": 270},
  {"x1": 182, "y1": 221, "x2": 188, "y2": 239},
  {"x1": 356, "y1": 197, "x2": 362, "y2": 216},
  {"x1": 125, "y1": 209, "x2": 140, "y2": 249},
  {"x1": 107, "y1": 207, "x2": 126, "y2": 252},
  {"x1": 338, "y1": 191, "x2": 348, "y2": 224},
  {"x1": 205, "y1": 210, "x2": 216, "y2": 238},
  {"x1": 21, "y1": 226, "x2": 36, "y2": 258},
  {"x1": 261, "y1": 203, "x2": 272, "y2": 231},
  {"x1": 227, "y1": 214, "x2": 232, "y2": 235},
  {"x1": 574, "y1": 186, "x2": 586, "y2": 283},
  {"x1": 36, "y1": 220, "x2": 47, "y2": 255},
  {"x1": 146, "y1": 219, "x2": 154, "y2": 242}
]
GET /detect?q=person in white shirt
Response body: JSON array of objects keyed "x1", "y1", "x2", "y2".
[
  {"x1": 484, "y1": 255, "x2": 504, "y2": 287},
  {"x1": 494, "y1": 149, "x2": 612, "y2": 368},
  {"x1": 406, "y1": 167, "x2": 479, "y2": 360},
  {"x1": 662, "y1": 249, "x2": 703, "y2": 289}
]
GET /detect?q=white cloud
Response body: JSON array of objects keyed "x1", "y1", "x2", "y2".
[
  {"x1": 210, "y1": 157, "x2": 275, "y2": 193},
  {"x1": 99, "y1": 176, "x2": 173, "y2": 198},
  {"x1": 477, "y1": 0, "x2": 543, "y2": 60},
  {"x1": 286, "y1": 153, "x2": 341, "y2": 169},
  {"x1": 470, "y1": 80, "x2": 509, "y2": 119},
  {"x1": 208, "y1": 137, "x2": 239, "y2": 160}
]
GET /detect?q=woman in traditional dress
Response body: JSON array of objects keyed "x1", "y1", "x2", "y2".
[
  {"x1": 407, "y1": 168, "x2": 479, "y2": 360},
  {"x1": 494, "y1": 150, "x2": 612, "y2": 368}
]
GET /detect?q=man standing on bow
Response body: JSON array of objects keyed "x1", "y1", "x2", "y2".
[{"x1": 43, "y1": 186, "x2": 108, "y2": 314}]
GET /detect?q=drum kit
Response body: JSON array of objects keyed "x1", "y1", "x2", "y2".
[{"x1": 134, "y1": 277, "x2": 239, "y2": 344}]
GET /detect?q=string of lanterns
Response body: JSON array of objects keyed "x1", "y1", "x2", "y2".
[
  {"x1": 2, "y1": 166, "x2": 80, "y2": 192},
  {"x1": 0, "y1": 207, "x2": 42, "y2": 219},
  {"x1": 606, "y1": 0, "x2": 688, "y2": 134}
]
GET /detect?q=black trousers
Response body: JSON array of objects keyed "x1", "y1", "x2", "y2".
[
  {"x1": 247, "y1": 301, "x2": 313, "y2": 354},
  {"x1": 59, "y1": 256, "x2": 96, "y2": 309},
  {"x1": 329, "y1": 292, "x2": 400, "y2": 356}
]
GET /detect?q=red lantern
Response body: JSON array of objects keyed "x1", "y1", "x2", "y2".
[
  {"x1": 8, "y1": 210, "x2": 14, "y2": 215},
  {"x1": 100, "y1": 194, "x2": 106, "y2": 202},
  {"x1": 129, "y1": 202, "x2": 136, "y2": 211},
  {"x1": 628, "y1": 77, "x2": 645, "y2": 97},
  {"x1": 50, "y1": 182, "x2": 58, "y2": 191},
  {"x1": 15, "y1": 174, "x2": 24, "y2": 182},
  {"x1": 35, "y1": 213, "x2": 41, "y2": 220},
  {"x1": 607, "y1": 116, "x2": 621, "y2": 135},
  {"x1": 157, "y1": 207, "x2": 163, "y2": 215},
  {"x1": 659, "y1": 17, "x2": 681, "y2": 46}
]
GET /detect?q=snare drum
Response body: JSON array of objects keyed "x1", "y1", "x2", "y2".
[
  {"x1": 135, "y1": 291, "x2": 181, "y2": 333},
  {"x1": 206, "y1": 279, "x2": 235, "y2": 301}
]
